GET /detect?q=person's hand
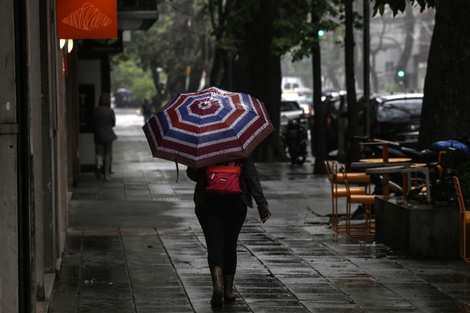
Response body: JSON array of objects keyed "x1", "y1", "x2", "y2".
[{"x1": 258, "y1": 203, "x2": 271, "y2": 223}]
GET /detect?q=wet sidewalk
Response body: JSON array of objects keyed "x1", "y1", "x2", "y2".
[{"x1": 50, "y1": 109, "x2": 470, "y2": 313}]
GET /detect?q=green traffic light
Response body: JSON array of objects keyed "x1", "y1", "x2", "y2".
[
  {"x1": 397, "y1": 70, "x2": 405, "y2": 78},
  {"x1": 318, "y1": 30, "x2": 325, "y2": 37}
]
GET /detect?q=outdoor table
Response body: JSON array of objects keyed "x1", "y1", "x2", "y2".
[
  {"x1": 364, "y1": 162, "x2": 431, "y2": 202},
  {"x1": 401, "y1": 163, "x2": 431, "y2": 203},
  {"x1": 359, "y1": 157, "x2": 412, "y2": 198},
  {"x1": 359, "y1": 157, "x2": 412, "y2": 164},
  {"x1": 356, "y1": 141, "x2": 413, "y2": 198},
  {"x1": 365, "y1": 165, "x2": 406, "y2": 199},
  {"x1": 350, "y1": 161, "x2": 385, "y2": 171}
]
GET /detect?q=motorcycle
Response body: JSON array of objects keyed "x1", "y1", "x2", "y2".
[
  {"x1": 353, "y1": 136, "x2": 470, "y2": 165},
  {"x1": 349, "y1": 136, "x2": 470, "y2": 219},
  {"x1": 282, "y1": 117, "x2": 309, "y2": 165}
]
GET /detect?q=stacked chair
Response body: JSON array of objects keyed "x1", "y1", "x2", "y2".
[
  {"x1": 340, "y1": 165, "x2": 376, "y2": 237},
  {"x1": 325, "y1": 160, "x2": 374, "y2": 236}
]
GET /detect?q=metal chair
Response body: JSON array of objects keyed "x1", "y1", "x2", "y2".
[
  {"x1": 324, "y1": 160, "x2": 368, "y2": 233},
  {"x1": 453, "y1": 176, "x2": 470, "y2": 263},
  {"x1": 341, "y1": 165, "x2": 375, "y2": 237}
]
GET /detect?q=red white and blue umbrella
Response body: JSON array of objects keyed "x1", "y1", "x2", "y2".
[{"x1": 142, "y1": 86, "x2": 274, "y2": 168}]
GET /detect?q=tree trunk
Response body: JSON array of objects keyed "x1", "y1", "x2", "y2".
[
  {"x1": 235, "y1": 0, "x2": 285, "y2": 162},
  {"x1": 312, "y1": 11, "x2": 326, "y2": 174},
  {"x1": 344, "y1": 0, "x2": 360, "y2": 163},
  {"x1": 419, "y1": 0, "x2": 470, "y2": 148}
]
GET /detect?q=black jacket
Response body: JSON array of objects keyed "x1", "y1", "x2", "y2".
[
  {"x1": 93, "y1": 104, "x2": 117, "y2": 144},
  {"x1": 186, "y1": 156, "x2": 268, "y2": 209}
]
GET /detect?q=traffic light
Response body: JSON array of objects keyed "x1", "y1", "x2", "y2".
[
  {"x1": 396, "y1": 68, "x2": 406, "y2": 87},
  {"x1": 318, "y1": 29, "x2": 325, "y2": 37}
]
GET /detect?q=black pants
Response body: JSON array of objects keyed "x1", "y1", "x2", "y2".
[
  {"x1": 196, "y1": 195, "x2": 247, "y2": 275},
  {"x1": 95, "y1": 142, "x2": 113, "y2": 175}
]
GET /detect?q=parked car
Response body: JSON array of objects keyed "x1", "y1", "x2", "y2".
[
  {"x1": 362, "y1": 93, "x2": 424, "y2": 146},
  {"x1": 280, "y1": 100, "x2": 305, "y2": 131}
]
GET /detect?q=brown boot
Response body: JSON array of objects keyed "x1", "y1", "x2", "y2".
[
  {"x1": 224, "y1": 274, "x2": 236, "y2": 302},
  {"x1": 210, "y1": 266, "x2": 224, "y2": 307}
]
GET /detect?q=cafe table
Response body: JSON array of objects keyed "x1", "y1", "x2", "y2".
[
  {"x1": 358, "y1": 144, "x2": 412, "y2": 198},
  {"x1": 360, "y1": 159, "x2": 412, "y2": 199},
  {"x1": 359, "y1": 157, "x2": 412, "y2": 164}
]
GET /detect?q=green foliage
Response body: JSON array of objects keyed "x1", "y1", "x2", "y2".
[
  {"x1": 272, "y1": 0, "x2": 358, "y2": 62},
  {"x1": 110, "y1": 58, "x2": 156, "y2": 100},
  {"x1": 372, "y1": 0, "x2": 439, "y2": 16},
  {"x1": 114, "y1": 0, "x2": 209, "y2": 101},
  {"x1": 209, "y1": 0, "x2": 260, "y2": 50}
]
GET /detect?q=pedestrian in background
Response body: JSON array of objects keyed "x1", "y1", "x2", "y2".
[
  {"x1": 94, "y1": 92, "x2": 117, "y2": 181},
  {"x1": 141, "y1": 97, "x2": 153, "y2": 123},
  {"x1": 186, "y1": 156, "x2": 271, "y2": 307}
]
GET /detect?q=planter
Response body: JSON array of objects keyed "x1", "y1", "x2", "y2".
[{"x1": 375, "y1": 196, "x2": 460, "y2": 258}]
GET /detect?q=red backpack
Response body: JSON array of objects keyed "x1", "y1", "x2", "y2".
[{"x1": 205, "y1": 161, "x2": 243, "y2": 195}]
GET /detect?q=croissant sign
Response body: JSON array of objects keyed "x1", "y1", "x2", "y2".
[{"x1": 57, "y1": 0, "x2": 117, "y2": 39}]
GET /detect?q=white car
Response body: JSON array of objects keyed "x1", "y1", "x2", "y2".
[{"x1": 280, "y1": 100, "x2": 306, "y2": 131}]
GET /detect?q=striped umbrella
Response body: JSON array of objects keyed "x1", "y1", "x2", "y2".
[{"x1": 143, "y1": 86, "x2": 274, "y2": 168}]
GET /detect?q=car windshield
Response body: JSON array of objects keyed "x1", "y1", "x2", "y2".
[
  {"x1": 281, "y1": 101, "x2": 302, "y2": 112},
  {"x1": 376, "y1": 98, "x2": 422, "y2": 122}
]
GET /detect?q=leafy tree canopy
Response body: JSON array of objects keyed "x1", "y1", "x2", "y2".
[
  {"x1": 111, "y1": 57, "x2": 156, "y2": 101},
  {"x1": 372, "y1": 0, "x2": 438, "y2": 16},
  {"x1": 272, "y1": 0, "x2": 342, "y2": 62},
  {"x1": 115, "y1": 0, "x2": 209, "y2": 107}
]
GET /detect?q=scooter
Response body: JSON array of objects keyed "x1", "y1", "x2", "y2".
[
  {"x1": 282, "y1": 117, "x2": 308, "y2": 165},
  {"x1": 350, "y1": 136, "x2": 470, "y2": 219},
  {"x1": 353, "y1": 136, "x2": 470, "y2": 165}
]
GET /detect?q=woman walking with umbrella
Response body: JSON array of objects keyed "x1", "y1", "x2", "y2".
[
  {"x1": 187, "y1": 157, "x2": 271, "y2": 307},
  {"x1": 142, "y1": 87, "x2": 274, "y2": 307}
]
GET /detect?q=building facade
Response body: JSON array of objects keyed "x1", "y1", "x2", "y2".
[{"x1": 0, "y1": 1, "x2": 157, "y2": 312}]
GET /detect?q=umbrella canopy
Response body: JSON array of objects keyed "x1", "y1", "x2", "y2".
[{"x1": 143, "y1": 86, "x2": 274, "y2": 168}]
